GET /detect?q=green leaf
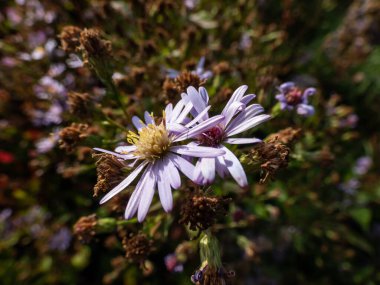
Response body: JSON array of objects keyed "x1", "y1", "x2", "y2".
[{"x1": 349, "y1": 207, "x2": 372, "y2": 231}]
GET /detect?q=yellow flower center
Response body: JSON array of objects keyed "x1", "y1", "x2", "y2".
[{"x1": 127, "y1": 123, "x2": 171, "y2": 161}]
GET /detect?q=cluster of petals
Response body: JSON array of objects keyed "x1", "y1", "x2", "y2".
[
  {"x1": 95, "y1": 85, "x2": 270, "y2": 221},
  {"x1": 181, "y1": 85, "x2": 271, "y2": 186},
  {"x1": 275, "y1": 82, "x2": 316, "y2": 117}
]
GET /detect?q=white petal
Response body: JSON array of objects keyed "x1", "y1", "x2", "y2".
[
  {"x1": 222, "y1": 85, "x2": 248, "y2": 115},
  {"x1": 93, "y1": 147, "x2": 136, "y2": 160},
  {"x1": 166, "y1": 158, "x2": 181, "y2": 189},
  {"x1": 226, "y1": 114, "x2": 271, "y2": 137},
  {"x1": 224, "y1": 138, "x2": 262, "y2": 144},
  {"x1": 101, "y1": 161, "x2": 148, "y2": 204},
  {"x1": 222, "y1": 101, "x2": 245, "y2": 127},
  {"x1": 165, "y1": 103, "x2": 173, "y2": 122},
  {"x1": 174, "y1": 115, "x2": 225, "y2": 142},
  {"x1": 166, "y1": 122, "x2": 188, "y2": 134},
  {"x1": 240, "y1": 94, "x2": 256, "y2": 105},
  {"x1": 137, "y1": 170, "x2": 156, "y2": 222},
  {"x1": 201, "y1": 157, "x2": 215, "y2": 184},
  {"x1": 215, "y1": 155, "x2": 229, "y2": 178},
  {"x1": 199, "y1": 87, "x2": 210, "y2": 104},
  {"x1": 225, "y1": 104, "x2": 264, "y2": 131},
  {"x1": 157, "y1": 162, "x2": 173, "y2": 212},
  {"x1": 115, "y1": 145, "x2": 136, "y2": 154},
  {"x1": 170, "y1": 145, "x2": 225, "y2": 158},
  {"x1": 132, "y1": 116, "x2": 145, "y2": 131},
  {"x1": 175, "y1": 101, "x2": 193, "y2": 124},
  {"x1": 185, "y1": 105, "x2": 211, "y2": 128},
  {"x1": 167, "y1": 153, "x2": 195, "y2": 180},
  {"x1": 193, "y1": 160, "x2": 204, "y2": 184},
  {"x1": 124, "y1": 166, "x2": 150, "y2": 219},
  {"x1": 170, "y1": 99, "x2": 185, "y2": 123},
  {"x1": 222, "y1": 146, "x2": 248, "y2": 187},
  {"x1": 144, "y1": 111, "x2": 155, "y2": 125},
  {"x1": 187, "y1": 86, "x2": 208, "y2": 116}
]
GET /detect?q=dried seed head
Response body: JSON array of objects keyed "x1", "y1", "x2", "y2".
[
  {"x1": 73, "y1": 214, "x2": 97, "y2": 243},
  {"x1": 179, "y1": 189, "x2": 231, "y2": 232},
  {"x1": 212, "y1": 61, "x2": 230, "y2": 75},
  {"x1": 175, "y1": 71, "x2": 206, "y2": 93},
  {"x1": 266, "y1": 127, "x2": 302, "y2": 145},
  {"x1": 92, "y1": 153, "x2": 128, "y2": 197},
  {"x1": 163, "y1": 78, "x2": 179, "y2": 103},
  {"x1": 191, "y1": 265, "x2": 235, "y2": 285},
  {"x1": 80, "y1": 28, "x2": 112, "y2": 60},
  {"x1": 67, "y1": 91, "x2": 91, "y2": 118},
  {"x1": 122, "y1": 233, "x2": 154, "y2": 263},
  {"x1": 58, "y1": 123, "x2": 89, "y2": 153},
  {"x1": 59, "y1": 26, "x2": 82, "y2": 53},
  {"x1": 247, "y1": 138, "x2": 290, "y2": 183}
]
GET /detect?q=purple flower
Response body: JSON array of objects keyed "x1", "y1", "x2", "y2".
[
  {"x1": 182, "y1": 85, "x2": 270, "y2": 187},
  {"x1": 353, "y1": 156, "x2": 372, "y2": 176},
  {"x1": 94, "y1": 100, "x2": 226, "y2": 222},
  {"x1": 32, "y1": 102, "x2": 63, "y2": 126},
  {"x1": 49, "y1": 227, "x2": 72, "y2": 251},
  {"x1": 275, "y1": 82, "x2": 316, "y2": 117},
  {"x1": 339, "y1": 178, "x2": 360, "y2": 195},
  {"x1": 165, "y1": 253, "x2": 184, "y2": 272},
  {"x1": 184, "y1": 0, "x2": 199, "y2": 9},
  {"x1": 35, "y1": 128, "x2": 60, "y2": 153}
]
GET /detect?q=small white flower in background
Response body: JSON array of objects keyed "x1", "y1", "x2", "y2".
[
  {"x1": 182, "y1": 85, "x2": 271, "y2": 186},
  {"x1": 94, "y1": 99, "x2": 226, "y2": 222}
]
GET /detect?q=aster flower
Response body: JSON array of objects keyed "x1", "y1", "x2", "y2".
[
  {"x1": 94, "y1": 100, "x2": 225, "y2": 222},
  {"x1": 275, "y1": 82, "x2": 316, "y2": 116},
  {"x1": 182, "y1": 85, "x2": 271, "y2": 187}
]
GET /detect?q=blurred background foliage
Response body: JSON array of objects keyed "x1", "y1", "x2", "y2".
[{"x1": 0, "y1": 0, "x2": 379, "y2": 284}]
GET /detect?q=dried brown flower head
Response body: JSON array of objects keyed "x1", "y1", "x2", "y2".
[
  {"x1": 73, "y1": 214, "x2": 97, "y2": 243},
  {"x1": 266, "y1": 127, "x2": 302, "y2": 145},
  {"x1": 67, "y1": 91, "x2": 91, "y2": 118},
  {"x1": 163, "y1": 78, "x2": 180, "y2": 103},
  {"x1": 58, "y1": 123, "x2": 89, "y2": 152},
  {"x1": 122, "y1": 233, "x2": 154, "y2": 263},
  {"x1": 247, "y1": 138, "x2": 290, "y2": 183},
  {"x1": 80, "y1": 28, "x2": 112, "y2": 60},
  {"x1": 212, "y1": 61, "x2": 230, "y2": 75},
  {"x1": 175, "y1": 71, "x2": 206, "y2": 94},
  {"x1": 191, "y1": 265, "x2": 235, "y2": 285},
  {"x1": 179, "y1": 189, "x2": 230, "y2": 232},
  {"x1": 92, "y1": 153, "x2": 128, "y2": 197},
  {"x1": 59, "y1": 26, "x2": 82, "y2": 53}
]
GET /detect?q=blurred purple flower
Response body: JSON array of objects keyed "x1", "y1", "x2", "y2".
[
  {"x1": 165, "y1": 253, "x2": 184, "y2": 272},
  {"x1": 32, "y1": 102, "x2": 63, "y2": 126},
  {"x1": 339, "y1": 178, "x2": 360, "y2": 195},
  {"x1": 35, "y1": 128, "x2": 60, "y2": 153},
  {"x1": 353, "y1": 156, "x2": 372, "y2": 176},
  {"x1": 49, "y1": 227, "x2": 72, "y2": 251},
  {"x1": 339, "y1": 114, "x2": 359, "y2": 129},
  {"x1": 184, "y1": 0, "x2": 199, "y2": 9},
  {"x1": 275, "y1": 82, "x2": 316, "y2": 116},
  {"x1": 239, "y1": 33, "x2": 252, "y2": 50}
]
